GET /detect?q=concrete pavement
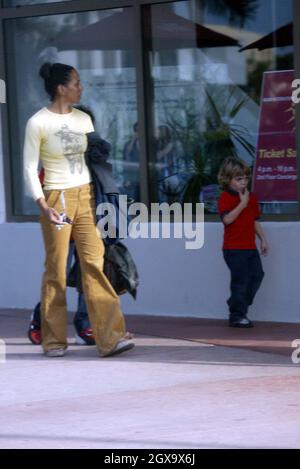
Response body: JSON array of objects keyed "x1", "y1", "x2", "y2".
[{"x1": 0, "y1": 309, "x2": 300, "y2": 449}]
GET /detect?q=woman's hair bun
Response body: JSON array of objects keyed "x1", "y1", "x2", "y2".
[
  {"x1": 39, "y1": 62, "x2": 74, "y2": 100},
  {"x1": 39, "y1": 62, "x2": 52, "y2": 80}
]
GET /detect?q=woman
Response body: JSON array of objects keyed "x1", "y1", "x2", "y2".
[
  {"x1": 155, "y1": 125, "x2": 178, "y2": 202},
  {"x1": 23, "y1": 62, "x2": 134, "y2": 357}
]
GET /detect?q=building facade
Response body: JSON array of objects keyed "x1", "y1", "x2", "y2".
[{"x1": 0, "y1": 0, "x2": 300, "y2": 321}]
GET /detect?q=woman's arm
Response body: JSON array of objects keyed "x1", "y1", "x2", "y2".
[
  {"x1": 23, "y1": 118, "x2": 45, "y2": 202},
  {"x1": 23, "y1": 118, "x2": 63, "y2": 225},
  {"x1": 157, "y1": 142, "x2": 173, "y2": 160}
]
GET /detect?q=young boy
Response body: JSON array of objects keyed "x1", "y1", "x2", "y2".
[{"x1": 218, "y1": 157, "x2": 268, "y2": 328}]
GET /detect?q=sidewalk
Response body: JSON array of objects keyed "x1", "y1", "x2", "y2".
[
  {"x1": 126, "y1": 314, "x2": 300, "y2": 356},
  {"x1": 0, "y1": 309, "x2": 300, "y2": 449}
]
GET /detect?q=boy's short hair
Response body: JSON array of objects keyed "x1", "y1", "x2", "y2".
[{"x1": 218, "y1": 157, "x2": 251, "y2": 190}]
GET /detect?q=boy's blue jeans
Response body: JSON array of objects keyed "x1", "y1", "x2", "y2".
[
  {"x1": 68, "y1": 242, "x2": 90, "y2": 333},
  {"x1": 74, "y1": 293, "x2": 90, "y2": 332},
  {"x1": 223, "y1": 249, "x2": 264, "y2": 322}
]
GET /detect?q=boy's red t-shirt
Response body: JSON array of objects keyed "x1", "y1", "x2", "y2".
[
  {"x1": 39, "y1": 168, "x2": 45, "y2": 185},
  {"x1": 218, "y1": 190, "x2": 260, "y2": 250}
]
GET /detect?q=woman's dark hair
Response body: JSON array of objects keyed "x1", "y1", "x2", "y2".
[{"x1": 39, "y1": 62, "x2": 75, "y2": 101}]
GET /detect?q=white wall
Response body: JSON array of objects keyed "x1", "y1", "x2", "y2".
[
  {"x1": 0, "y1": 220, "x2": 299, "y2": 323},
  {"x1": 0, "y1": 114, "x2": 6, "y2": 224}
]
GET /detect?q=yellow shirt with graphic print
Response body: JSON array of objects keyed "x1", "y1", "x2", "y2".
[{"x1": 23, "y1": 106, "x2": 94, "y2": 201}]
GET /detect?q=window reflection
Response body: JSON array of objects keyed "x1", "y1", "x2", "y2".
[
  {"x1": 5, "y1": 8, "x2": 139, "y2": 216},
  {"x1": 3, "y1": 0, "x2": 72, "y2": 5},
  {"x1": 3, "y1": 0, "x2": 297, "y2": 217},
  {"x1": 145, "y1": 0, "x2": 295, "y2": 214}
]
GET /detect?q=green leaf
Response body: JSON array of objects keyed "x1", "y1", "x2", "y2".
[
  {"x1": 229, "y1": 98, "x2": 248, "y2": 118},
  {"x1": 205, "y1": 90, "x2": 222, "y2": 127},
  {"x1": 231, "y1": 131, "x2": 256, "y2": 158}
]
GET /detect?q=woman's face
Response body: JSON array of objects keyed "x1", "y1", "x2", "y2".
[{"x1": 59, "y1": 69, "x2": 82, "y2": 104}]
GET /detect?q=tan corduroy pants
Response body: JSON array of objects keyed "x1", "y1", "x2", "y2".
[{"x1": 40, "y1": 183, "x2": 126, "y2": 356}]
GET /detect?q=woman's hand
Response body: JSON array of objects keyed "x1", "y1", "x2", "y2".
[
  {"x1": 37, "y1": 198, "x2": 66, "y2": 226},
  {"x1": 44, "y1": 206, "x2": 66, "y2": 225}
]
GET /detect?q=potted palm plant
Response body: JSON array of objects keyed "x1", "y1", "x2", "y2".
[{"x1": 182, "y1": 89, "x2": 256, "y2": 209}]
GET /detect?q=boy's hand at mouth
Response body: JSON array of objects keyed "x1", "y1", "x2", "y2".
[{"x1": 239, "y1": 188, "x2": 249, "y2": 208}]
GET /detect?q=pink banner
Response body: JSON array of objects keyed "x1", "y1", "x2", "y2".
[{"x1": 252, "y1": 70, "x2": 297, "y2": 202}]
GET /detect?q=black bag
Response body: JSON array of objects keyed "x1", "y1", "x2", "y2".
[
  {"x1": 104, "y1": 242, "x2": 139, "y2": 299},
  {"x1": 84, "y1": 132, "x2": 132, "y2": 246},
  {"x1": 67, "y1": 242, "x2": 139, "y2": 299}
]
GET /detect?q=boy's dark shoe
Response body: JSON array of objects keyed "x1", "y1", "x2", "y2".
[
  {"x1": 229, "y1": 317, "x2": 254, "y2": 328},
  {"x1": 28, "y1": 302, "x2": 42, "y2": 345},
  {"x1": 75, "y1": 328, "x2": 96, "y2": 346},
  {"x1": 28, "y1": 322, "x2": 42, "y2": 345},
  {"x1": 29, "y1": 323, "x2": 95, "y2": 346}
]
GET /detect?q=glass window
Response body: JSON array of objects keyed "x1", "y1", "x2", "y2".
[
  {"x1": 3, "y1": 1, "x2": 72, "y2": 5},
  {"x1": 143, "y1": 0, "x2": 296, "y2": 215},
  {"x1": 4, "y1": 7, "x2": 140, "y2": 216}
]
